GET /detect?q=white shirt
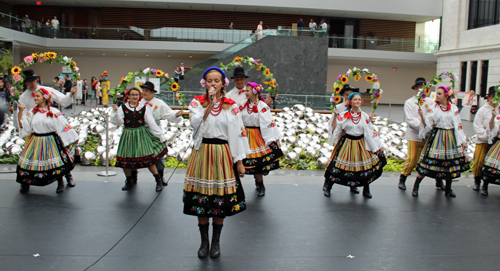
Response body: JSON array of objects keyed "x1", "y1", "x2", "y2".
[
  {"x1": 139, "y1": 97, "x2": 182, "y2": 125},
  {"x1": 76, "y1": 80, "x2": 83, "y2": 97},
  {"x1": 19, "y1": 85, "x2": 73, "y2": 111},
  {"x1": 20, "y1": 107, "x2": 79, "y2": 146},
  {"x1": 188, "y1": 97, "x2": 250, "y2": 162},
  {"x1": 51, "y1": 19, "x2": 59, "y2": 29},
  {"x1": 321, "y1": 23, "x2": 327, "y2": 30},
  {"x1": 404, "y1": 96, "x2": 434, "y2": 142},
  {"x1": 331, "y1": 110, "x2": 384, "y2": 152},
  {"x1": 239, "y1": 99, "x2": 282, "y2": 146},
  {"x1": 473, "y1": 103, "x2": 495, "y2": 144},
  {"x1": 309, "y1": 22, "x2": 317, "y2": 29},
  {"x1": 110, "y1": 103, "x2": 167, "y2": 142},
  {"x1": 328, "y1": 102, "x2": 348, "y2": 146},
  {"x1": 226, "y1": 86, "x2": 247, "y2": 106},
  {"x1": 180, "y1": 66, "x2": 185, "y2": 75},
  {"x1": 419, "y1": 103, "x2": 466, "y2": 146}
]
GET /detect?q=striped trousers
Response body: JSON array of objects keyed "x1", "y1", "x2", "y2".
[
  {"x1": 401, "y1": 140, "x2": 424, "y2": 177},
  {"x1": 472, "y1": 143, "x2": 492, "y2": 177}
]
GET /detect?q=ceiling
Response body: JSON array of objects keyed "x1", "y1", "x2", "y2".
[{"x1": 4, "y1": 0, "x2": 441, "y2": 23}]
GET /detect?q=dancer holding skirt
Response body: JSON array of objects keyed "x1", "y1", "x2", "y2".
[{"x1": 480, "y1": 91, "x2": 500, "y2": 196}]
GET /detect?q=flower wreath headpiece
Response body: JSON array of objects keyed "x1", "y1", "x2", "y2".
[
  {"x1": 344, "y1": 92, "x2": 364, "y2": 110},
  {"x1": 438, "y1": 86, "x2": 455, "y2": 99}
]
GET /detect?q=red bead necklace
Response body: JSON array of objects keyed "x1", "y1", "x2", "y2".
[
  {"x1": 244, "y1": 101, "x2": 258, "y2": 114},
  {"x1": 350, "y1": 110, "x2": 361, "y2": 124},
  {"x1": 210, "y1": 99, "x2": 223, "y2": 116},
  {"x1": 439, "y1": 103, "x2": 451, "y2": 112}
]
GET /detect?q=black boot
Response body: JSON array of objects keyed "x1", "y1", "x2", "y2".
[
  {"x1": 255, "y1": 181, "x2": 260, "y2": 190},
  {"x1": 322, "y1": 178, "x2": 328, "y2": 191},
  {"x1": 56, "y1": 178, "x2": 65, "y2": 194},
  {"x1": 121, "y1": 176, "x2": 133, "y2": 191},
  {"x1": 19, "y1": 183, "x2": 30, "y2": 193},
  {"x1": 154, "y1": 174, "x2": 164, "y2": 192},
  {"x1": 197, "y1": 224, "x2": 210, "y2": 258},
  {"x1": 435, "y1": 179, "x2": 445, "y2": 190},
  {"x1": 210, "y1": 223, "x2": 223, "y2": 258},
  {"x1": 65, "y1": 173, "x2": 75, "y2": 187},
  {"x1": 412, "y1": 177, "x2": 424, "y2": 197},
  {"x1": 256, "y1": 181, "x2": 265, "y2": 197},
  {"x1": 363, "y1": 184, "x2": 372, "y2": 198},
  {"x1": 350, "y1": 186, "x2": 359, "y2": 194},
  {"x1": 398, "y1": 174, "x2": 407, "y2": 190},
  {"x1": 444, "y1": 179, "x2": 456, "y2": 197},
  {"x1": 473, "y1": 176, "x2": 481, "y2": 191},
  {"x1": 481, "y1": 182, "x2": 489, "y2": 196},
  {"x1": 131, "y1": 170, "x2": 138, "y2": 184},
  {"x1": 324, "y1": 180, "x2": 334, "y2": 197},
  {"x1": 159, "y1": 169, "x2": 168, "y2": 186}
]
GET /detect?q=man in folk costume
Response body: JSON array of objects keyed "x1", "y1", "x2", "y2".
[
  {"x1": 130, "y1": 81, "x2": 183, "y2": 186},
  {"x1": 17, "y1": 69, "x2": 78, "y2": 187},
  {"x1": 472, "y1": 86, "x2": 498, "y2": 195},
  {"x1": 398, "y1": 77, "x2": 444, "y2": 191},
  {"x1": 226, "y1": 67, "x2": 273, "y2": 106},
  {"x1": 101, "y1": 71, "x2": 111, "y2": 107}
]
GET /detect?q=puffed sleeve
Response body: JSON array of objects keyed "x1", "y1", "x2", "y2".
[
  {"x1": 19, "y1": 111, "x2": 33, "y2": 139},
  {"x1": 362, "y1": 112, "x2": 385, "y2": 152},
  {"x1": 160, "y1": 102, "x2": 182, "y2": 124},
  {"x1": 144, "y1": 107, "x2": 167, "y2": 142},
  {"x1": 52, "y1": 109, "x2": 80, "y2": 146},
  {"x1": 47, "y1": 87, "x2": 73, "y2": 108},
  {"x1": 452, "y1": 107, "x2": 466, "y2": 146},
  {"x1": 226, "y1": 105, "x2": 251, "y2": 162},
  {"x1": 110, "y1": 106, "x2": 125, "y2": 126},
  {"x1": 189, "y1": 98, "x2": 207, "y2": 150},
  {"x1": 258, "y1": 101, "x2": 281, "y2": 145},
  {"x1": 404, "y1": 100, "x2": 421, "y2": 130},
  {"x1": 330, "y1": 112, "x2": 347, "y2": 146},
  {"x1": 489, "y1": 116, "x2": 500, "y2": 144},
  {"x1": 327, "y1": 112, "x2": 336, "y2": 146},
  {"x1": 473, "y1": 108, "x2": 488, "y2": 143},
  {"x1": 419, "y1": 107, "x2": 436, "y2": 139}
]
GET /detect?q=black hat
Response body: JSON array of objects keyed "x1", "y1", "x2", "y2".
[
  {"x1": 487, "y1": 86, "x2": 496, "y2": 96},
  {"x1": 140, "y1": 81, "x2": 156, "y2": 92},
  {"x1": 22, "y1": 69, "x2": 39, "y2": 83},
  {"x1": 411, "y1": 77, "x2": 426, "y2": 89},
  {"x1": 230, "y1": 67, "x2": 249, "y2": 79},
  {"x1": 340, "y1": 84, "x2": 357, "y2": 95}
]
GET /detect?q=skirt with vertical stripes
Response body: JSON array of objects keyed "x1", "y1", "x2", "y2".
[
  {"x1": 183, "y1": 138, "x2": 246, "y2": 218},
  {"x1": 16, "y1": 132, "x2": 76, "y2": 186},
  {"x1": 416, "y1": 128, "x2": 469, "y2": 179},
  {"x1": 115, "y1": 126, "x2": 168, "y2": 169},
  {"x1": 482, "y1": 138, "x2": 500, "y2": 184},
  {"x1": 472, "y1": 143, "x2": 492, "y2": 177},
  {"x1": 324, "y1": 134, "x2": 386, "y2": 187},
  {"x1": 242, "y1": 127, "x2": 283, "y2": 174}
]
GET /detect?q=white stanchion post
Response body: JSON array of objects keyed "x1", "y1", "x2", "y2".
[{"x1": 97, "y1": 112, "x2": 117, "y2": 177}]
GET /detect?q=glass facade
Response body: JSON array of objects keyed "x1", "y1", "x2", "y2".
[{"x1": 468, "y1": 0, "x2": 500, "y2": 29}]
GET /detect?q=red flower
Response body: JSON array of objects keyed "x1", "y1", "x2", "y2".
[
  {"x1": 270, "y1": 122, "x2": 275, "y2": 127},
  {"x1": 139, "y1": 119, "x2": 143, "y2": 123},
  {"x1": 262, "y1": 107, "x2": 267, "y2": 113},
  {"x1": 46, "y1": 111, "x2": 54, "y2": 117},
  {"x1": 31, "y1": 92, "x2": 35, "y2": 97},
  {"x1": 366, "y1": 119, "x2": 369, "y2": 124},
  {"x1": 253, "y1": 106, "x2": 258, "y2": 113},
  {"x1": 241, "y1": 130, "x2": 247, "y2": 137}
]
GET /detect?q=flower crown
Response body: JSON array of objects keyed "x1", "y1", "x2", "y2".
[
  {"x1": 247, "y1": 82, "x2": 263, "y2": 94},
  {"x1": 439, "y1": 86, "x2": 454, "y2": 98}
]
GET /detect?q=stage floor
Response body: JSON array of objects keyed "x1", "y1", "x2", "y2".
[{"x1": 0, "y1": 166, "x2": 499, "y2": 271}]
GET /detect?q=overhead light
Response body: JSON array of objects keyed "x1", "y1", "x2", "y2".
[
  {"x1": 146, "y1": 54, "x2": 149, "y2": 57},
  {"x1": 167, "y1": 53, "x2": 170, "y2": 57},
  {"x1": 102, "y1": 53, "x2": 105, "y2": 55},
  {"x1": 80, "y1": 53, "x2": 83, "y2": 55},
  {"x1": 189, "y1": 55, "x2": 192, "y2": 58},
  {"x1": 124, "y1": 54, "x2": 127, "y2": 56}
]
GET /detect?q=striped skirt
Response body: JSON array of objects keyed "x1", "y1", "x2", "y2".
[
  {"x1": 242, "y1": 127, "x2": 283, "y2": 174},
  {"x1": 416, "y1": 128, "x2": 469, "y2": 179},
  {"x1": 183, "y1": 138, "x2": 246, "y2": 218},
  {"x1": 400, "y1": 140, "x2": 424, "y2": 176},
  {"x1": 115, "y1": 126, "x2": 168, "y2": 169},
  {"x1": 482, "y1": 138, "x2": 500, "y2": 185},
  {"x1": 324, "y1": 134, "x2": 386, "y2": 187},
  {"x1": 473, "y1": 143, "x2": 492, "y2": 177},
  {"x1": 16, "y1": 132, "x2": 76, "y2": 186}
]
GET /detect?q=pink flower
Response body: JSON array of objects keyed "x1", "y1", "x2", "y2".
[
  {"x1": 38, "y1": 57, "x2": 45, "y2": 63},
  {"x1": 75, "y1": 67, "x2": 79, "y2": 72},
  {"x1": 164, "y1": 73, "x2": 169, "y2": 78},
  {"x1": 337, "y1": 74, "x2": 342, "y2": 80},
  {"x1": 190, "y1": 101, "x2": 197, "y2": 107},
  {"x1": 13, "y1": 74, "x2": 21, "y2": 82},
  {"x1": 200, "y1": 79, "x2": 206, "y2": 87},
  {"x1": 64, "y1": 127, "x2": 69, "y2": 132},
  {"x1": 24, "y1": 55, "x2": 33, "y2": 64},
  {"x1": 254, "y1": 59, "x2": 259, "y2": 64},
  {"x1": 224, "y1": 78, "x2": 230, "y2": 87}
]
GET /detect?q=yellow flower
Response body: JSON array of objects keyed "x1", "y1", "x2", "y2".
[
  {"x1": 334, "y1": 86, "x2": 342, "y2": 94},
  {"x1": 120, "y1": 77, "x2": 126, "y2": 84},
  {"x1": 69, "y1": 60, "x2": 76, "y2": 67},
  {"x1": 233, "y1": 57, "x2": 242, "y2": 62},
  {"x1": 263, "y1": 81, "x2": 270, "y2": 85},
  {"x1": 419, "y1": 100, "x2": 424, "y2": 106},
  {"x1": 424, "y1": 87, "x2": 431, "y2": 96},
  {"x1": 366, "y1": 75, "x2": 374, "y2": 82},
  {"x1": 44, "y1": 52, "x2": 51, "y2": 59},
  {"x1": 154, "y1": 105, "x2": 158, "y2": 109},
  {"x1": 50, "y1": 52, "x2": 57, "y2": 59},
  {"x1": 156, "y1": 69, "x2": 163, "y2": 77},
  {"x1": 341, "y1": 76, "x2": 348, "y2": 84},
  {"x1": 171, "y1": 82, "x2": 179, "y2": 91},
  {"x1": 425, "y1": 103, "x2": 429, "y2": 108},
  {"x1": 234, "y1": 205, "x2": 240, "y2": 211},
  {"x1": 334, "y1": 96, "x2": 342, "y2": 103},
  {"x1": 354, "y1": 74, "x2": 361, "y2": 81},
  {"x1": 256, "y1": 66, "x2": 261, "y2": 70},
  {"x1": 265, "y1": 69, "x2": 271, "y2": 77},
  {"x1": 11, "y1": 66, "x2": 21, "y2": 74},
  {"x1": 32, "y1": 53, "x2": 39, "y2": 59}
]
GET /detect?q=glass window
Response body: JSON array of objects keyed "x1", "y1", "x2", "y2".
[
  {"x1": 469, "y1": 0, "x2": 500, "y2": 29},
  {"x1": 480, "y1": 60, "x2": 489, "y2": 97},
  {"x1": 460, "y1": 62, "x2": 468, "y2": 93}
]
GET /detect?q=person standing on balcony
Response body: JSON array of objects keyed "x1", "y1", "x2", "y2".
[
  {"x1": 297, "y1": 18, "x2": 305, "y2": 36},
  {"x1": 101, "y1": 71, "x2": 110, "y2": 107},
  {"x1": 174, "y1": 67, "x2": 181, "y2": 83},
  {"x1": 229, "y1": 22, "x2": 234, "y2": 30},
  {"x1": 226, "y1": 67, "x2": 249, "y2": 105},
  {"x1": 309, "y1": 19, "x2": 317, "y2": 37},
  {"x1": 24, "y1": 15, "x2": 31, "y2": 34},
  {"x1": 51, "y1": 16, "x2": 59, "y2": 39},
  {"x1": 45, "y1": 19, "x2": 51, "y2": 38},
  {"x1": 319, "y1": 19, "x2": 327, "y2": 37},
  {"x1": 11, "y1": 15, "x2": 19, "y2": 31},
  {"x1": 257, "y1": 21, "x2": 263, "y2": 40}
]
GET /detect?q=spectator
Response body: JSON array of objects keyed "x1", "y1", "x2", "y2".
[
  {"x1": 53, "y1": 76, "x2": 62, "y2": 91},
  {"x1": 76, "y1": 77, "x2": 83, "y2": 105},
  {"x1": 51, "y1": 16, "x2": 59, "y2": 39},
  {"x1": 174, "y1": 67, "x2": 181, "y2": 83},
  {"x1": 39, "y1": 18, "x2": 45, "y2": 36},
  {"x1": 257, "y1": 21, "x2": 263, "y2": 40},
  {"x1": 179, "y1": 63, "x2": 190, "y2": 80},
  {"x1": 36, "y1": 77, "x2": 43, "y2": 86},
  {"x1": 11, "y1": 15, "x2": 19, "y2": 31},
  {"x1": 83, "y1": 79, "x2": 88, "y2": 105},
  {"x1": 319, "y1": 18, "x2": 327, "y2": 37},
  {"x1": 98, "y1": 75, "x2": 103, "y2": 105},
  {"x1": 297, "y1": 18, "x2": 304, "y2": 36},
  {"x1": 89, "y1": 76, "x2": 98, "y2": 106},
  {"x1": 63, "y1": 74, "x2": 73, "y2": 109},
  {"x1": 229, "y1": 22, "x2": 234, "y2": 30},
  {"x1": 45, "y1": 19, "x2": 51, "y2": 37},
  {"x1": 309, "y1": 19, "x2": 317, "y2": 37},
  {"x1": 24, "y1": 15, "x2": 31, "y2": 34},
  {"x1": 20, "y1": 16, "x2": 26, "y2": 33},
  {"x1": 0, "y1": 78, "x2": 11, "y2": 107}
]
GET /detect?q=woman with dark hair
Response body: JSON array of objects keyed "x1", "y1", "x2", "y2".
[
  {"x1": 111, "y1": 87, "x2": 168, "y2": 192},
  {"x1": 412, "y1": 86, "x2": 470, "y2": 197},
  {"x1": 324, "y1": 92, "x2": 386, "y2": 198},
  {"x1": 16, "y1": 88, "x2": 79, "y2": 193},
  {"x1": 184, "y1": 67, "x2": 250, "y2": 258}
]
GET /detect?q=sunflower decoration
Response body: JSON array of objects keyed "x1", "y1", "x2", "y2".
[
  {"x1": 69, "y1": 60, "x2": 77, "y2": 68},
  {"x1": 11, "y1": 66, "x2": 21, "y2": 74},
  {"x1": 340, "y1": 75, "x2": 348, "y2": 84},
  {"x1": 233, "y1": 57, "x2": 243, "y2": 62},
  {"x1": 31, "y1": 53, "x2": 39, "y2": 60},
  {"x1": 155, "y1": 69, "x2": 164, "y2": 77},
  {"x1": 334, "y1": 85, "x2": 342, "y2": 94},
  {"x1": 265, "y1": 68, "x2": 271, "y2": 77},
  {"x1": 334, "y1": 96, "x2": 342, "y2": 103},
  {"x1": 120, "y1": 77, "x2": 126, "y2": 84},
  {"x1": 354, "y1": 74, "x2": 362, "y2": 82},
  {"x1": 49, "y1": 52, "x2": 57, "y2": 59},
  {"x1": 333, "y1": 67, "x2": 381, "y2": 113},
  {"x1": 423, "y1": 87, "x2": 431, "y2": 96},
  {"x1": 171, "y1": 82, "x2": 179, "y2": 92},
  {"x1": 44, "y1": 52, "x2": 51, "y2": 59},
  {"x1": 366, "y1": 75, "x2": 374, "y2": 82}
]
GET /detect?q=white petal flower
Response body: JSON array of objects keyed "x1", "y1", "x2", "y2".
[
  {"x1": 373, "y1": 82, "x2": 380, "y2": 89},
  {"x1": 143, "y1": 68, "x2": 151, "y2": 74},
  {"x1": 249, "y1": 58, "x2": 254, "y2": 63}
]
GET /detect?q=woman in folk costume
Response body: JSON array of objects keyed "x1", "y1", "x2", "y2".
[
  {"x1": 472, "y1": 87, "x2": 498, "y2": 195},
  {"x1": 184, "y1": 67, "x2": 250, "y2": 258},
  {"x1": 16, "y1": 88, "x2": 79, "y2": 194},
  {"x1": 111, "y1": 87, "x2": 168, "y2": 192},
  {"x1": 240, "y1": 82, "x2": 283, "y2": 197},
  {"x1": 413, "y1": 86, "x2": 470, "y2": 197},
  {"x1": 324, "y1": 92, "x2": 386, "y2": 198},
  {"x1": 480, "y1": 90, "x2": 500, "y2": 196}
]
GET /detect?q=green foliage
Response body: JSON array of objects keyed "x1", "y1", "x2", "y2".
[
  {"x1": 82, "y1": 133, "x2": 100, "y2": 153},
  {"x1": 0, "y1": 49, "x2": 12, "y2": 75},
  {"x1": 383, "y1": 158, "x2": 406, "y2": 172},
  {"x1": 0, "y1": 155, "x2": 18, "y2": 164},
  {"x1": 279, "y1": 155, "x2": 321, "y2": 170},
  {"x1": 164, "y1": 157, "x2": 187, "y2": 168}
]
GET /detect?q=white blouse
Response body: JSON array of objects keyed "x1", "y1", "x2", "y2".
[
  {"x1": 226, "y1": 86, "x2": 247, "y2": 106},
  {"x1": 189, "y1": 97, "x2": 251, "y2": 162},
  {"x1": 419, "y1": 103, "x2": 466, "y2": 146},
  {"x1": 328, "y1": 102, "x2": 348, "y2": 146},
  {"x1": 331, "y1": 110, "x2": 384, "y2": 152},
  {"x1": 239, "y1": 99, "x2": 282, "y2": 145},
  {"x1": 20, "y1": 107, "x2": 79, "y2": 146},
  {"x1": 139, "y1": 97, "x2": 182, "y2": 124},
  {"x1": 474, "y1": 103, "x2": 495, "y2": 144},
  {"x1": 19, "y1": 85, "x2": 74, "y2": 110},
  {"x1": 488, "y1": 113, "x2": 500, "y2": 143},
  {"x1": 404, "y1": 96, "x2": 435, "y2": 142},
  {"x1": 110, "y1": 102, "x2": 167, "y2": 142}
]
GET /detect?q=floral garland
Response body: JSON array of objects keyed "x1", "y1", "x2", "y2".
[
  {"x1": 220, "y1": 56, "x2": 277, "y2": 95},
  {"x1": 110, "y1": 67, "x2": 186, "y2": 106},
  {"x1": 10, "y1": 52, "x2": 80, "y2": 101},
  {"x1": 417, "y1": 71, "x2": 457, "y2": 107},
  {"x1": 331, "y1": 67, "x2": 382, "y2": 112}
]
